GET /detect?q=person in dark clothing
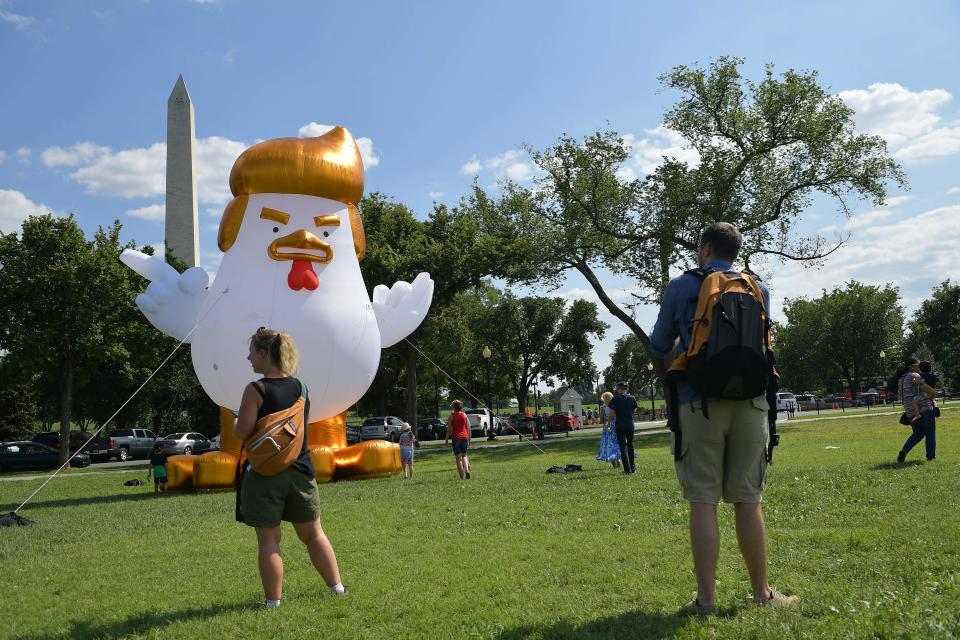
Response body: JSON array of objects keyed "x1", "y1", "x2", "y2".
[
  {"x1": 147, "y1": 443, "x2": 168, "y2": 494},
  {"x1": 607, "y1": 382, "x2": 638, "y2": 474},
  {"x1": 235, "y1": 328, "x2": 345, "y2": 607}
]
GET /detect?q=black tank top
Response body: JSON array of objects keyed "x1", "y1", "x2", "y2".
[{"x1": 251, "y1": 377, "x2": 314, "y2": 477}]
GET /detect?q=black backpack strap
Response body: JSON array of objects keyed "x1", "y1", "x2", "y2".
[{"x1": 765, "y1": 355, "x2": 780, "y2": 464}]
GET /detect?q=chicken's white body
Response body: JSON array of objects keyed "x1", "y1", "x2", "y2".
[{"x1": 123, "y1": 193, "x2": 433, "y2": 415}]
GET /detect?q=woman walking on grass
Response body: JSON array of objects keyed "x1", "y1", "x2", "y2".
[
  {"x1": 444, "y1": 400, "x2": 471, "y2": 479},
  {"x1": 235, "y1": 328, "x2": 346, "y2": 607},
  {"x1": 896, "y1": 356, "x2": 940, "y2": 463}
]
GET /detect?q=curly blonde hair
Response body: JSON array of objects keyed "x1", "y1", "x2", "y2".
[{"x1": 250, "y1": 328, "x2": 299, "y2": 374}]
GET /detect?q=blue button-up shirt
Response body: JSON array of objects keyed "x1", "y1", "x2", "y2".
[{"x1": 649, "y1": 260, "x2": 771, "y2": 404}]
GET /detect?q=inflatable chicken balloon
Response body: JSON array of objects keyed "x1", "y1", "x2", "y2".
[{"x1": 121, "y1": 127, "x2": 433, "y2": 488}]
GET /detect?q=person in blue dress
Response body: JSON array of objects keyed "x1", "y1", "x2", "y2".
[{"x1": 596, "y1": 391, "x2": 622, "y2": 468}]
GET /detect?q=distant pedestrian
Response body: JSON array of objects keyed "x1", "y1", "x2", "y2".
[
  {"x1": 398, "y1": 424, "x2": 416, "y2": 479},
  {"x1": 147, "y1": 443, "x2": 168, "y2": 494},
  {"x1": 445, "y1": 400, "x2": 471, "y2": 479},
  {"x1": 607, "y1": 382, "x2": 638, "y2": 474},
  {"x1": 896, "y1": 357, "x2": 940, "y2": 463},
  {"x1": 595, "y1": 392, "x2": 621, "y2": 469}
]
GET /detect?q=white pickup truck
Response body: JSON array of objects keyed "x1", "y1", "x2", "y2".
[{"x1": 464, "y1": 408, "x2": 493, "y2": 437}]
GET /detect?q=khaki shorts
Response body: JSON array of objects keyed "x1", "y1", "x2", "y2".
[
  {"x1": 674, "y1": 397, "x2": 769, "y2": 505},
  {"x1": 240, "y1": 466, "x2": 322, "y2": 528}
]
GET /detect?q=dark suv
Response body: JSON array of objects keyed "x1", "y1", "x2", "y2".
[
  {"x1": 32, "y1": 431, "x2": 95, "y2": 455},
  {"x1": 416, "y1": 418, "x2": 446, "y2": 441}
]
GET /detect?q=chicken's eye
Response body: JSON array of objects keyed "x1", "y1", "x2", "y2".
[
  {"x1": 272, "y1": 227, "x2": 279, "y2": 233},
  {"x1": 323, "y1": 231, "x2": 329, "y2": 238}
]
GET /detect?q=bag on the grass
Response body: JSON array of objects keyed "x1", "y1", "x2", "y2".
[{"x1": 244, "y1": 380, "x2": 307, "y2": 476}]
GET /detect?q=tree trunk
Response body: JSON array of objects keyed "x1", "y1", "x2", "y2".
[
  {"x1": 406, "y1": 340, "x2": 418, "y2": 425},
  {"x1": 58, "y1": 355, "x2": 74, "y2": 465}
]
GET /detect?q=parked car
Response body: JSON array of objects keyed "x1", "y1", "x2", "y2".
[
  {"x1": 156, "y1": 432, "x2": 210, "y2": 456},
  {"x1": 794, "y1": 394, "x2": 820, "y2": 410},
  {"x1": 513, "y1": 415, "x2": 544, "y2": 439},
  {"x1": 494, "y1": 415, "x2": 515, "y2": 436},
  {"x1": 547, "y1": 412, "x2": 581, "y2": 433},
  {"x1": 820, "y1": 394, "x2": 854, "y2": 408},
  {"x1": 209, "y1": 434, "x2": 221, "y2": 450},
  {"x1": 857, "y1": 392, "x2": 881, "y2": 406},
  {"x1": 416, "y1": 418, "x2": 446, "y2": 441},
  {"x1": 360, "y1": 416, "x2": 408, "y2": 442},
  {"x1": 32, "y1": 431, "x2": 95, "y2": 455},
  {"x1": 0, "y1": 441, "x2": 91, "y2": 473},
  {"x1": 345, "y1": 423, "x2": 362, "y2": 445},
  {"x1": 775, "y1": 392, "x2": 799, "y2": 413},
  {"x1": 88, "y1": 428, "x2": 159, "y2": 462}
]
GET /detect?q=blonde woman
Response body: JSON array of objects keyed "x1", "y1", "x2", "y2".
[
  {"x1": 595, "y1": 391, "x2": 621, "y2": 468},
  {"x1": 234, "y1": 328, "x2": 346, "y2": 606}
]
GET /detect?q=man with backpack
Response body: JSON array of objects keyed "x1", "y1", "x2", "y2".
[{"x1": 650, "y1": 222, "x2": 797, "y2": 614}]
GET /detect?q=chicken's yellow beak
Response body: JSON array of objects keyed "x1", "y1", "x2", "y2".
[{"x1": 268, "y1": 229, "x2": 333, "y2": 263}]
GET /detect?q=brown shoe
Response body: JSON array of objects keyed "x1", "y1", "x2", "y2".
[
  {"x1": 679, "y1": 597, "x2": 718, "y2": 616},
  {"x1": 753, "y1": 587, "x2": 798, "y2": 607}
]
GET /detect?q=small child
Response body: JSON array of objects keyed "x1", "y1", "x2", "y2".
[
  {"x1": 398, "y1": 424, "x2": 416, "y2": 479},
  {"x1": 147, "y1": 443, "x2": 168, "y2": 494}
]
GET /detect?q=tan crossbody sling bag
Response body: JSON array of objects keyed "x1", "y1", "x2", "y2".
[{"x1": 245, "y1": 380, "x2": 307, "y2": 476}]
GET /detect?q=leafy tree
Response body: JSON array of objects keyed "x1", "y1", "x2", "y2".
[
  {"x1": 492, "y1": 57, "x2": 906, "y2": 366},
  {"x1": 0, "y1": 356, "x2": 39, "y2": 441},
  {"x1": 776, "y1": 281, "x2": 904, "y2": 397},
  {"x1": 468, "y1": 293, "x2": 607, "y2": 417},
  {"x1": 603, "y1": 333, "x2": 656, "y2": 393},
  {"x1": 907, "y1": 281, "x2": 960, "y2": 389}
]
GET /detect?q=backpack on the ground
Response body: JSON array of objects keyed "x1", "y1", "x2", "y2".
[
  {"x1": 244, "y1": 381, "x2": 307, "y2": 476},
  {"x1": 665, "y1": 268, "x2": 780, "y2": 462}
]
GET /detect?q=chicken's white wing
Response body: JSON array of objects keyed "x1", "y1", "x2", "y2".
[
  {"x1": 372, "y1": 272, "x2": 434, "y2": 348},
  {"x1": 120, "y1": 249, "x2": 210, "y2": 343}
]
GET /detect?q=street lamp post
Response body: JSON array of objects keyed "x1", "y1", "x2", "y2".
[
  {"x1": 879, "y1": 350, "x2": 886, "y2": 405},
  {"x1": 482, "y1": 346, "x2": 492, "y2": 438},
  {"x1": 647, "y1": 362, "x2": 656, "y2": 419}
]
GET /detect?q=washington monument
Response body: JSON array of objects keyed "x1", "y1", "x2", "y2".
[{"x1": 165, "y1": 75, "x2": 199, "y2": 267}]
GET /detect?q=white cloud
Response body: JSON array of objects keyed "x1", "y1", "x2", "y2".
[
  {"x1": 46, "y1": 137, "x2": 245, "y2": 203},
  {"x1": 948, "y1": 187, "x2": 960, "y2": 195},
  {"x1": 0, "y1": 189, "x2": 52, "y2": 234},
  {"x1": 195, "y1": 136, "x2": 246, "y2": 203},
  {"x1": 297, "y1": 122, "x2": 380, "y2": 168},
  {"x1": 617, "y1": 126, "x2": 701, "y2": 180},
  {"x1": 0, "y1": 150, "x2": 5, "y2": 166},
  {"x1": 222, "y1": 49, "x2": 237, "y2": 64},
  {"x1": 460, "y1": 149, "x2": 537, "y2": 182},
  {"x1": 428, "y1": 191, "x2": 444, "y2": 199},
  {"x1": 125, "y1": 203, "x2": 165, "y2": 221},
  {"x1": 0, "y1": 9, "x2": 35, "y2": 30},
  {"x1": 767, "y1": 204, "x2": 960, "y2": 317},
  {"x1": 41, "y1": 142, "x2": 110, "y2": 168},
  {"x1": 15, "y1": 146, "x2": 31, "y2": 163},
  {"x1": 838, "y1": 83, "x2": 960, "y2": 163},
  {"x1": 70, "y1": 143, "x2": 165, "y2": 198}
]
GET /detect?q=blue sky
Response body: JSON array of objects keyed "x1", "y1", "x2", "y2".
[{"x1": 2, "y1": 0, "x2": 959, "y2": 373}]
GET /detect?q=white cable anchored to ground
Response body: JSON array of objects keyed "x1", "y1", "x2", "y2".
[
  {"x1": 403, "y1": 338, "x2": 556, "y2": 458},
  {"x1": 13, "y1": 288, "x2": 230, "y2": 515}
]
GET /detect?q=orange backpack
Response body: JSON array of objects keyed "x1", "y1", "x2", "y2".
[
  {"x1": 665, "y1": 268, "x2": 780, "y2": 461},
  {"x1": 244, "y1": 381, "x2": 307, "y2": 476}
]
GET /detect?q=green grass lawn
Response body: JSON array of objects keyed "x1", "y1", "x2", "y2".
[{"x1": 2, "y1": 413, "x2": 958, "y2": 639}]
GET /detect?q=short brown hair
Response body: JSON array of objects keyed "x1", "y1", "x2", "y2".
[
  {"x1": 699, "y1": 223, "x2": 742, "y2": 261},
  {"x1": 451, "y1": 400, "x2": 463, "y2": 412}
]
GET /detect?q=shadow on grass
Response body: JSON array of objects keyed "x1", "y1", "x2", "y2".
[
  {"x1": 496, "y1": 608, "x2": 704, "y2": 640},
  {"x1": 461, "y1": 433, "x2": 671, "y2": 465},
  {"x1": 0, "y1": 489, "x2": 202, "y2": 512},
  {"x1": 20, "y1": 601, "x2": 249, "y2": 640},
  {"x1": 870, "y1": 460, "x2": 923, "y2": 471}
]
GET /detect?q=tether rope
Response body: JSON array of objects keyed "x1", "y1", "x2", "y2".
[
  {"x1": 403, "y1": 338, "x2": 563, "y2": 459},
  {"x1": 13, "y1": 288, "x2": 230, "y2": 514}
]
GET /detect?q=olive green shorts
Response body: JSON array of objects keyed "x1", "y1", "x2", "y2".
[
  {"x1": 674, "y1": 397, "x2": 770, "y2": 505},
  {"x1": 240, "y1": 467, "x2": 322, "y2": 528}
]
